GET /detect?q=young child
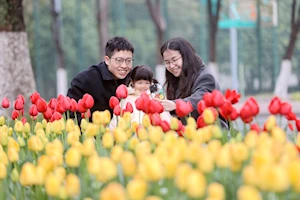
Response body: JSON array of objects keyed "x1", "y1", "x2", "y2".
[{"x1": 109, "y1": 65, "x2": 172, "y2": 129}]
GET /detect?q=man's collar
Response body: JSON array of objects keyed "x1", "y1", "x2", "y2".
[{"x1": 98, "y1": 62, "x2": 115, "y2": 81}]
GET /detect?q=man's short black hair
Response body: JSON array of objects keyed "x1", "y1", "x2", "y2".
[{"x1": 105, "y1": 36, "x2": 134, "y2": 57}]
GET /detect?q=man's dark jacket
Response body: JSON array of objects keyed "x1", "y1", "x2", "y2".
[{"x1": 67, "y1": 62, "x2": 129, "y2": 123}]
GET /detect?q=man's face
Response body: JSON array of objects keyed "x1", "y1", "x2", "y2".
[{"x1": 105, "y1": 50, "x2": 133, "y2": 79}]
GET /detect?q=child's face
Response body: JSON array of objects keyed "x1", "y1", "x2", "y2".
[{"x1": 133, "y1": 80, "x2": 151, "y2": 93}]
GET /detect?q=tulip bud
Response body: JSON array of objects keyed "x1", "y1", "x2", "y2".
[
  {"x1": 45, "y1": 174, "x2": 61, "y2": 197},
  {"x1": 14, "y1": 120, "x2": 23, "y2": 133},
  {"x1": 0, "y1": 163, "x2": 7, "y2": 179},
  {"x1": 8, "y1": 147, "x2": 19, "y2": 162},
  {"x1": 65, "y1": 147, "x2": 82, "y2": 168},
  {"x1": 1, "y1": 97, "x2": 10, "y2": 109},
  {"x1": 120, "y1": 151, "x2": 136, "y2": 177},
  {"x1": 17, "y1": 136, "x2": 26, "y2": 147},
  {"x1": 65, "y1": 174, "x2": 80, "y2": 197},
  {"x1": 0, "y1": 116, "x2": 5, "y2": 126},
  {"x1": 81, "y1": 138, "x2": 95, "y2": 157},
  {"x1": 127, "y1": 177, "x2": 148, "y2": 200},
  {"x1": 102, "y1": 132, "x2": 114, "y2": 149},
  {"x1": 11, "y1": 168, "x2": 19, "y2": 182}
]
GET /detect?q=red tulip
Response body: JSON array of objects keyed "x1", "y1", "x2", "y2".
[
  {"x1": 48, "y1": 98, "x2": 58, "y2": 110},
  {"x1": 17, "y1": 95, "x2": 25, "y2": 104},
  {"x1": 50, "y1": 111, "x2": 63, "y2": 122},
  {"x1": 229, "y1": 107, "x2": 239, "y2": 121},
  {"x1": 248, "y1": 97, "x2": 259, "y2": 116},
  {"x1": 135, "y1": 97, "x2": 144, "y2": 111},
  {"x1": 160, "y1": 120, "x2": 170, "y2": 132},
  {"x1": 83, "y1": 94, "x2": 94, "y2": 109},
  {"x1": 11, "y1": 110, "x2": 19, "y2": 120},
  {"x1": 250, "y1": 123, "x2": 261, "y2": 133},
  {"x1": 219, "y1": 101, "x2": 233, "y2": 120},
  {"x1": 77, "y1": 99, "x2": 87, "y2": 113},
  {"x1": 268, "y1": 96, "x2": 281, "y2": 115},
  {"x1": 1, "y1": 97, "x2": 10, "y2": 108},
  {"x1": 14, "y1": 98, "x2": 24, "y2": 111},
  {"x1": 197, "y1": 100, "x2": 206, "y2": 115},
  {"x1": 225, "y1": 89, "x2": 241, "y2": 104},
  {"x1": 69, "y1": 99, "x2": 78, "y2": 112},
  {"x1": 30, "y1": 92, "x2": 41, "y2": 104},
  {"x1": 285, "y1": 111, "x2": 296, "y2": 121},
  {"x1": 123, "y1": 102, "x2": 133, "y2": 113},
  {"x1": 29, "y1": 104, "x2": 38, "y2": 117},
  {"x1": 175, "y1": 99, "x2": 193, "y2": 118},
  {"x1": 296, "y1": 119, "x2": 300, "y2": 131},
  {"x1": 150, "y1": 113, "x2": 162, "y2": 126},
  {"x1": 36, "y1": 98, "x2": 47, "y2": 113},
  {"x1": 202, "y1": 92, "x2": 213, "y2": 107},
  {"x1": 211, "y1": 90, "x2": 225, "y2": 107},
  {"x1": 21, "y1": 117, "x2": 27, "y2": 124},
  {"x1": 279, "y1": 102, "x2": 291, "y2": 115},
  {"x1": 57, "y1": 94, "x2": 65, "y2": 102},
  {"x1": 288, "y1": 122, "x2": 294, "y2": 131},
  {"x1": 56, "y1": 102, "x2": 67, "y2": 114},
  {"x1": 109, "y1": 96, "x2": 120, "y2": 109},
  {"x1": 113, "y1": 105, "x2": 121, "y2": 116},
  {"x1": 116, "y1": 84, "x2": 128, "y2": 99},
  {"x1": 43, "y1": 106, "x2": 53, "y2": 120},
  {"x1": 197, "y1": 115, "x2": 206, "y2": 129},
  {"x1": 239, "y1": 104, "x2": 253, "y2": 123},
  {"x1": 81, "y1": 109, "x2": 91, "y2": 119},
  {"x1": 61, "y1": 97, "x2": 71, "y2": 111}
]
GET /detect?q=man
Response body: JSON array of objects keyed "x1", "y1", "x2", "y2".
[{"x1": 67, "y1": 36, "x2": 134, "y2": 122}]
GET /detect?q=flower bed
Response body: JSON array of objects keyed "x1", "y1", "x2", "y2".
[{"x1": 0, "y1": 87, "x2": 300, "y2": 200}]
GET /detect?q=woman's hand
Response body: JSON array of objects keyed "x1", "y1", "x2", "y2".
[{"x1": 154, "y1": 99, "x2": 176, "y2": 111}]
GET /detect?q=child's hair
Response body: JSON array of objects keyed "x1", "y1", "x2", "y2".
[{"x1": 129, "y1": 65, "x2": 153, "y2": 84}]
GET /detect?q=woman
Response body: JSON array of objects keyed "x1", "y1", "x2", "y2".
[{"x1": 156, "y1": 37, "x2": 228, "y2": 129}]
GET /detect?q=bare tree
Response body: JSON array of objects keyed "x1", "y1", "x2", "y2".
[
  {"x1": 274, "y1": 0, "x2": 300, "y2": 99},
  {"x1": 207, "y1": 0, "x2": 222, "y2": 81},
  {"x1": 0, "y1": 0, "x2": 36, "y2": 115},
  {"x1": 50, "y1": 0, "x2": 67, "y2": 96},
  {"x1": 146, "y1": 0, "x2": 166, "y2": 64},
  {"x1": 96, "y1": 0, "x2": 109, "y2": 58}
]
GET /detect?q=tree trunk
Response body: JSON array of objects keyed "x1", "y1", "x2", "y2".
[
  {"x1": 207, "y1": 0, "x2": 221, "y2": 82},
  {"x1": 0, "y1": 0, "x2": 36, "y2": 116},
  {"x1": 96, "y1": 0, "x2": 109, "y2": 59},
  {"x1": 146, "y1": 0, "x2": 166, "y2": 64},
  {"x1": 274, "y1": 0, "x2": 300, "y2": 98},
  {"x1": 50, "y1": 0, "x2": 67, "y2": 96}
]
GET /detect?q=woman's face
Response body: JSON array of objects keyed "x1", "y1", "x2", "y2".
[
  {"x1": 133, "y1": 79, "x2": 151, "y2": 93},
  {"x1": 162, "y1": 49, "x2": 183, "y2": 77}
]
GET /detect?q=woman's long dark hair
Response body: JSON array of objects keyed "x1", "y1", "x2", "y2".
[{"x1": 160, "y1": 37, "x2": 205, "y2": 99}]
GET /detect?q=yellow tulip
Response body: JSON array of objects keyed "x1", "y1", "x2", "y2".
[
  {"x1": 65, "y1": 119, "x2": 76, "y2": 133},
  {"x1": 0, "y1": 116, "x2": 5, "y2": 126},
  {"x1": 10, "y1": 168, "x2": 19, "y2": 182},
  {"x1": 142, "y1": 114, "x2": 151, "y2": 128},
  {"x1": 34, "y1": 122, "x2": 43, "y2": 133},
  {"x1": 184, "y1": 125, "x2": 196, "y2": 140},
  {"x1": 23, "y1": 122, "x2": 31, "y2": 133},
  {"x1": 128, "y1": 137, "x2": 139, "y2": 151},
  {"x1": 96, "y1": 157, "x2": 117, "y2": 182},
  {"x1": 35, "y1": 166, "x2": 46, "y2": 185},
  {"x1": 137, "y1": 126, "x2": 148, "y2": 141},
  {"x1": 28, "y1": 135, "x2": 44, "y2": 152},
  {"x1": 127, "y1": 177, "x2": 148, "y2": 200},
  {"x1": 242, "y1": 165, "x2": 258, "y2": 186},
  {"x1": 288, "y1": 160, "x2": 300, "y2": 192},
  {"x1": 99, "y1": 182, "x2": 126, "y2": 200},
  {"x1": 203, "y1": 108, "x2": 216, "y2": 125},
  {"x1": 145, "y1": 196, "x2": 163, "y2": 200},
  {"x1": 65, "y1": 147, "x2": 81, "y2": 168},
  {"x1": 14, "y1": 120, "x2": 23, "y2": 133},
  {"x1": 42, "y1": 119, "x2": 47, "y2": 129},
  {"x1": 7, "y1": 147, "x2": 19, "y2": 163},
  {"x1": 149, "y1": 126, "x2": 163, "y2": 144},
  {"x1": 186, "y1": 169, "x2": 206, "y2": 199},
  {"x1": 244, "y1": 131, "x2": 258, "y2": 148},
  {"x1": 131, "y1": 121, "x2": 139, "y2": 133},
  {"x1": 262, "y1": 165, "x2": 289, "y2": 192},
  {"x1": 187, "y1": 117, "x2": 196, "y2": 128},
  {"x1": 92, "y1": 110, "x2": 111, "y2": 125},
  {"x1": 271, "y1": 126, "x2": 286, "y2": 143},
  {"x1": 46, "y1": 139, "x2": 64, "y2": 154},
  {"x1": 19, "y1": 162, "x2": 36, "y2": 186},
  {"x1": 65, "y1": 173, "x2": 80, "y2": 197},
  {"x1": 67, "y1": 131, "x2": 80, "y2": 145},
  {"x1": 207, "y1": 140, "x2": 222, "y2": 158},
  {"x1": 265, "y1": 115, "x2": 276, "y2": 131},
  {"x1": 197, "y1": 148, "x2": 214, "y2": 174},
  {"x1": 120, "y1": 151, "x2": 136, "y2": 177},
  {"x1": 230, "y1": 143, "x2": 249, "y2": 163},
  {"x1": 84, "y1": 123, "x2": 99, "y2": 137},
  {"x1": 207, "y1": 182, "x2": 225, "y2": 200},
  {"x1": 8, "y1": 127, "x2": 12, "y2": 136},
  {"x1": 81, "y1": 138, "x2": 95, "y2": 157},
  {"x1": 113, "y1": 127, "x2": 128, "y2": 144},
  {"x1": 87, "y1": 155, "x2": 101, "y2": 176},
  {"x1": 45, "y1": 174, "x2": 61, "y2": 197},
  {"x1": 102, "y1": 132, "x2": 114, "y2": 149},
  {"x1": 237, "y1": 185, "x2": 262, "y2": 200},
  {"x1": 0, "y1": 163, "x2": 7, "y2": 179},
  {"x1": 53, "y1": 166, "x2": 66, "y2": 182},
  {"x1": 51, "y1": 120, "x2": 63, "y2": 135},
  {"x1": 138, "y1": 155, "x2": 164, "y2": 182},
  {"x1": 135, "y1": 141, "x2": 151, "y2": 162},
  {"x1": 186, "y1": 141, "x2": 201, "y2": 163},
  {"x1": 38, "y1": 155, "x2": 54, "y2": 172},
  {"x1": 0, "y1": 129, "x2": 8, "y2": 146},
  {"x1": 170, "y1": 117, "x2": 179, "y2": 130},
  {"x1": 0, "y1": 151, "x2": 8, "y2": 166},
  {"x1": 110, "y1": 145, "x2": 124, "y2": 163}
]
